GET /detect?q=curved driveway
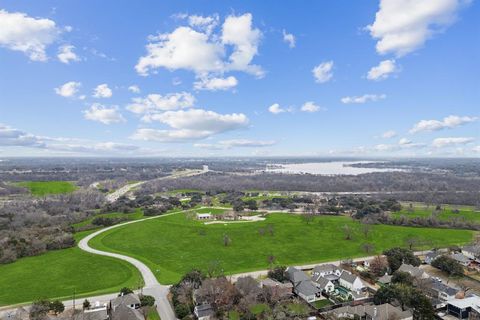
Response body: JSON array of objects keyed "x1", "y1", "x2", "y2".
[{"x1": 78, "y1": 212, "x2": 181, "y2": 320}]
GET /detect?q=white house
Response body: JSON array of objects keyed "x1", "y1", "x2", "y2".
[
  {"x1": 311, "y1": 275, "x2": 335, "y2": 293},
  {"x1": 196, "y1": 213, "x2": 212, "y2": 220},
  {"x1": 312, "y1": 264, "x2": 342, "y2": 280},
  {"x1": 339, "y1": 271, "x2": 365, "y2": 292}
]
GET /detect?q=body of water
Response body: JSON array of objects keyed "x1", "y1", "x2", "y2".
[{"x1": 263, "y1": 161, "x2": 404, "y2": 176}]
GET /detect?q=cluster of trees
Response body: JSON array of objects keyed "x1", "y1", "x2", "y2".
[
  {"x1": 171, "y1": 270, "x2": 305, "y2": 320},
  {"x1": 29, "y1": 299, "x2": 65, "y2": 319},
  {"x1": 0, "y1": 189, "x2": 104, "y2": 263},
  {"x1": 373, "y1": 247, "x2": 435, "y2": 319},
  {"x1": 365, "y1": 212, "x2": 480, "y2": 231},
  {"x1": 431, "y1": 255, "x2": 464, "y2": 276}
]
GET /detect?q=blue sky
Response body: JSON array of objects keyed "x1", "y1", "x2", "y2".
[{"x1": 0, "y1": 0, "x2": 478, "y2": 157}]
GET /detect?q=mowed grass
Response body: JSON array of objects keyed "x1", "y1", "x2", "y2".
[
  {"x1": 17, "y1": 181, "x2": 77, "y2": 196},
  {"x1": 0, "y1": 230, "x2": 142, "y2": 306},
  {"x1": 90, "y1": 213, "x2": 474, "y2": 284},
  {"x1": 392, "y1": 205, "x2": 480, "y2": 223}
]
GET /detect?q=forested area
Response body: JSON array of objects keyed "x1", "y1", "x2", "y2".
[{"x1": 0, "y1": 190, "x2": 104, "y2": 263}]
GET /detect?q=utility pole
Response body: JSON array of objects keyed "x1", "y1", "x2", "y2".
[{"x1": 72, "y1": 288, "x2": 76, "y2": 320}]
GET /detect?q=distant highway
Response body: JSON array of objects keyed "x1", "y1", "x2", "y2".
[{"x1": 104, "y1": 169, "x2": 206, "y2": 203}]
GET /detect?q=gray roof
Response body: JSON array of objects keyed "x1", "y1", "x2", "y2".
[
  {"x1": 329, "y1": 303, "x2": 412, "y2": 320},
  {"x1": 312, "y1": 264, "x2": 339, "y2": 274},
  {"x1": 286, "y1": 267, "x2": 309, "y2": 284},
  {"x1": 79, "y1": 308, "x2": 109, "y2": 320},
  {"x1": 339, "y1": 271, "x2": 358, "y2": 284},
  {"x1": 451, "y1": 253, "x2": 470, "y2": 264},
  {"x1": 398, "y1": 263, "x2": 426, "y2": 278},
  {"x1": 431, "y1": 281, "x2": 459, "y2": 297},
  {"x1": 312, "y1": 276, "x2": 332, "y2": 290},
  {"x1": 194, "y1": 304, "x2": 214, "y2": 318},
  {"x1": 425, "y1": 251, "x2": 441, "y2": 259},
  {"x1": 261, "y1": 278, "x2": 293, "y2": 288},
  {"x1": 295, "y1": 280, "x2": 321, "y2": 296},
  {"x1": 463, "y1": 244, "x2": 480, "y2": 255},
  {"x1": 111, "y1": 304, "x2": 143, "y2": 320},
  {"x1": 378, "y1": 274, "x2": 392, "y2": 284},
  {"x1": 111, "y1": 294, "x2": 141, "y2": 310}
]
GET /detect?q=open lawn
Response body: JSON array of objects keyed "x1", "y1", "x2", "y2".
[
  {"x1": 16, "y1": 181, "x2": 77, "y2": 196},
  {"x1": 0, "y1": 230, "x2": 142, "y2": 306},
  {"x1": 194, "y1": 207, "x2": 227, "y2": 215},
  {"x1": 89, "y1": 212, "x2": 474, "y2": 284},
  {"x1": 392, "y1": 204, "x2": 480, "y2": 223}
]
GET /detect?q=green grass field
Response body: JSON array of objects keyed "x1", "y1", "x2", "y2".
[
  {"x1": 90, "y1": 212, "x2": 474, "y2": 284},
  {"x1": 194, "y1": 207, "x2": 227, "y2": 215},
  {"x1": 392, "y1": 204, "x2": 480, "y2": 223},
  {"x1": 0, "y1": 230, "x2": 142, "y2": 306},
  {"x1": 17, "y1": 181, "x2": 77, "y2": 196}
]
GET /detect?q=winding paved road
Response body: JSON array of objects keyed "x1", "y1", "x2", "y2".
[{"x1": 78, "y1": 211, "x2": 182, "y2": 320}]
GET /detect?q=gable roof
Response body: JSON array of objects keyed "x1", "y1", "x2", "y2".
[
  {"x1": 111, "y1": 294, "x2": 140, "y2": 310},
  {"x1": 295, "y1": 280, "x2": 321, "y2": 296},
  {"x1": 430, "y1": 280, "x2": 459, "y2": 297},
  {"x1": 378, "y1": 274, "x2": 392, "y2": 284},
  {"x1": 312, "y1": 276, "x2": 333, "y2": 290},
  {"x1": 286, "y1": 267, "x2": 309, "y2": 284},
  {"x1": 194, "y1": 304, "x2": 214, "y2": 318},
  {"x1": 398, "y1": 263, "x2": 426, "y2": 278},
  {"x1": 111, "y1": 304, "x2": 143, "y2": 320},
  {"x1": 451, "y1": 253, "x2": 470, "y2": 264},
  {"x1": 339, "y1": 271, "x2": 358, "y2": 284},
  {"x1": 312, "y1": 264, "x2": 339, "y2": 274},
  {"x1": 330, "y1": 303, "x2": 412, "y2": 320}
]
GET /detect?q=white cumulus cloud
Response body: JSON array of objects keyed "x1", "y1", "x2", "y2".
[
  {"x1": 301, "y1": 101, "x2": 323, "y2": 113},
  {"x1": 312, "y1": 61, "x2": 333, "y2": 83},
  {"x1": 128, "y1": 85, "x2": 141, "y2": 93},
  {"x1": 367, "y1": 59, "x2": 398, "y2": 81},
  {"x1": 194, "y1": 76, "x2": 238, "y2": 91},
  {"x1": 126, "y1": 92, "x2": 195, "y2": 116},
  {"x1": 131, "y1": 109, "x2": 249, "y2": 142},
  {"x1": 410, "y1": 115, "x2": 478, "y2": 133},
  {"x1": 93, "y1": 84, "x2": 113, "y2": 98},
  {"x1": 55, "y1": 81, "x2": 81, "y2": 98},
  {"x1": 57, "y1": 44, "x2": 80, "y2": 64},
  {"x1": 282, "y1": 30, "x2": 295, "y2": 48},
  {"x1": 135, "y1": 13, "x2": 263, "y2": 79},
  {"x1": 341, "y1": 94, "x2": 386, "y2": 104},
  {"x1": 0, "y1": 9, "x2": 61, "y2": 61},
  {"x1": 367, "y1": 0, "x2": 468, "y2": 57},
  {"x1": 83, "y1": 104, "x2": 125, "y2": 125}
]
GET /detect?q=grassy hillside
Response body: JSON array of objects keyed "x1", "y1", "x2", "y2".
[
  {"x1": 0, "y1": 231, "x2": 142, "y2": 306},
  {"x1": 17, "y1": 181, "x2": 77, "y2": 196},
  {"x1": 90, "y1": 212, "x2": 474, "y2": 284},
  {"x1": 392, "y1": 204, "x2": 480, "y2": 222}
]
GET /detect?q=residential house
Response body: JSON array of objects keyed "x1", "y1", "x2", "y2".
[
  {"x1": 339, "y1": 271, "x2": 365, "y2": 292},
  {"x1": 447, "y1": 295, "x2": 480, "y2": 319},
  {"x1": 110, "y1": 294, "x2": 141, "y2": 311},
  {"x1": 286, "y1": 267, "x2": 309, "y2": 285},
  {"x1": 451, "y1": 253, "x2": 471, "y2": 267},
  {"x1": 110, "y1": 304, "x2": 143, "y2": 320},
  {"x1": 310, "y1": 275, "x2": 335, "y2": 293},
  {"x1": 462, "y1": 245, "x2": 480, "y2": 262},
  {"x1": 260, "y1": 278, "x2": 293, "y2": 298},
  {"x1": 327, "y1": 303, "x2": 413, "y2": 320},
  {"x1": 311, "y1": 264, "x2": 342, "y2": 280},
  {"x1": 424, "y1": 279, "x2": 460, "y2": 302},
  {"x1": 294, "y1": 280, "x2": 322, "y2": 303},
  {"x1": 424, "y1": 251, "x2": 442, "y2": 265},
  {"x1": 398, "y1": 263, "x2": 430, "y2": 279},
  {"x1": 80, "y1": 306, "x2": 109, "y2": 320},
  {"x1": 194, "y1": 304, "x2": 214, "y2": 320},
  {"x1": 196, "y1": 213, "x2": 213, "y2": 220},
  {"x1": 377, "y1": 274, "x2": 392, "y2": 286}
]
